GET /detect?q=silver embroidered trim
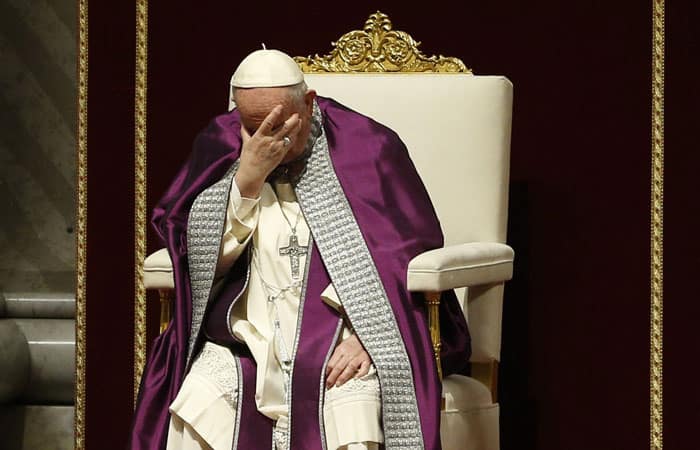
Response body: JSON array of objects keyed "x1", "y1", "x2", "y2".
[
  {"x1": 189, "y1": 342, "x2": 239, "y2": 410},
  {"x1": 232, "y1": 354, "x2": 243, "y2": 450},
  {"x1": 186, "y1": 161, "x2": 239, "y2": 364},
  {"x1": 284, "y1": 240, "x2": 314, "y2": 448},
  {"x1": 295, "y1": 113, "x2": 424, "y2": 448},
  {"x1": 319, "y1": 319, "x2": 343, "y2": 450}
]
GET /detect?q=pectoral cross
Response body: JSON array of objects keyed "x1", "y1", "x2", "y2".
[{"x1": 279, "y1": 234, "x2": 308, "y2": 278}]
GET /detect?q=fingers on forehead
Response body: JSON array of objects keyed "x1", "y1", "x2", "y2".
[
  {"x1": 257, "y1": 106, "x2": 279, "y2": 130},
  {"x1": 248, "y1": 106, "x2": 295, "y2": 134},
  {"x1": 275, "y1": 114, "x2": 300, "y2": 135}
]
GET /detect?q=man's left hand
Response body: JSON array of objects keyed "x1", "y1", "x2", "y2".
[{"x1": 325, "y1": 333, "x2": 371, "y2": 389}]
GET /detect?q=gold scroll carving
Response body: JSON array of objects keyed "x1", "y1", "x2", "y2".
[{"x1": 295, "y1": 11, "x2": 471, "y2": 73}]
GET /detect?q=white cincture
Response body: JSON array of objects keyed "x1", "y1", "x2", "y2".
[
  {"x1": 252, "y1": 245, "x2": 297, "y2": 399},
  {"x1": 252, "y1": 244, "x2": 297, "y2": 450}
]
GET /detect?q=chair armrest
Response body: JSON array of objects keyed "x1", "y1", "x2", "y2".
[
  {"x1": 147, "y1": 243, "x2": 514, "y2": 292},
  {"x1": 144, "y1": 248, "x2": 174, "y2": 289},
  {"x1": 407, "y1": 243, "x2": 514, "y2": 292}
]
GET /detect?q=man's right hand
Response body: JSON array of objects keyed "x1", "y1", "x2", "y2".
[{"x1": 235, "y1": 105, "x2": 302, "y2": 198}]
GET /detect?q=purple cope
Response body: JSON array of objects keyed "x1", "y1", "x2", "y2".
[{"x1": 129, "y1": 97, "x2": 471, "y2": 450}]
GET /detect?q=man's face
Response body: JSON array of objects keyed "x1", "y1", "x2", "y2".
[{"x1": 235, "y1": 87, "x2": 315, "y2": 163}]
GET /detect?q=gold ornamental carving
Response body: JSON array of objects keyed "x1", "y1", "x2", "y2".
[{"x1": 295, "y1": 11, "x2": 471, "y2": 73}]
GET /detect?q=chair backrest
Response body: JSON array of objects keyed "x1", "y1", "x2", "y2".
[{"x1": 304, "y1": 74, "x2": 513, "y2": 246}]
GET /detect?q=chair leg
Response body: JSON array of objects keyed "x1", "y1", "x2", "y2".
[
  {"x1": 424, "y1": 291, "x2": 447, "y2": 410},
  {"x1": 158, "y1": 289, "x2": 173, "y2": 334},
  {"x1": 424, "y1": 291, "x2": 443, "y2": 381}
]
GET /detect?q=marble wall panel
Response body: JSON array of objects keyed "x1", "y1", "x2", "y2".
[{"x1": 0, "y1": 0, "x2": 77, "y2": 293}]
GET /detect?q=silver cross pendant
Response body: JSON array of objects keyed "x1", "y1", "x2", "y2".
[{"x1": 278, "y1": 233, "x2": 308, "y2": 278}]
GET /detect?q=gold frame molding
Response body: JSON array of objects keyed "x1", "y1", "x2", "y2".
[
  {"x1": 134, "y1": 0, "x2": 148, "y2": 401},
  {"x1": 650, "y1": 0, "x2": 665, "y2": 448},
  {"x1": 71, "y1": 4, "x2": 665, "y2": 449},
  {"x1": 75, "y1": 0, "x2": 88, "y2": 447}
]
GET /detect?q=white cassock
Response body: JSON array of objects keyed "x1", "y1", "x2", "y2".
[{"x1": 166, "y1": 179, "x2": 383, "y2": 450}]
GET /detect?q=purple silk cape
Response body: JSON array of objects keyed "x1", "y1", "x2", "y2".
[{"x1": 129, "y1": 97, "x2": 471, "y2": 450}]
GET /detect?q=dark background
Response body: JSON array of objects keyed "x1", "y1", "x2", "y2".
[{"x1": 85, "y1": 1, "x2": 699, "y2": 449}]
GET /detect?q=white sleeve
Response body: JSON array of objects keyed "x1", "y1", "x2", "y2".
[
  {"x1": 321, "y1": 284, "x2": 354, "y2": 340},
  {"x1": 215, "y1": 179, "x2": 260, "y2": 277},
  {"x1": 321, "y1": 284, "x2": 342, "y2": 311}
]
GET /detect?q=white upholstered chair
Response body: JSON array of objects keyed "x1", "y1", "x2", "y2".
[{"x1": 144, "y1": 12, "x2": 514, "y2": 450}]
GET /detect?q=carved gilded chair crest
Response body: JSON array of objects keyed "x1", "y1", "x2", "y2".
[{"x1": 295, "y1": 11, "x2": 471, "y2": 73}]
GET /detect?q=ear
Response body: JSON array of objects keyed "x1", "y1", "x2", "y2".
[{"x1": 304, "y1": 90, "x2": 317, "y2": 114}]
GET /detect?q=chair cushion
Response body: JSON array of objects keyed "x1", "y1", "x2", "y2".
[
  {"x1": 442, "y1": 374, "x2": 493, "y2": 411},
  {"x1": 440, "y1": 405, "x2": 499, "y2": 450},
  {"x1": 440, "y1": 374, "x2": 499, "y2": 449}
]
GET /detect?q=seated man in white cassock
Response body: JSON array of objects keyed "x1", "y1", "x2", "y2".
[{"x1": 129, "y1": 49, "x2": 471, "y2": 450}]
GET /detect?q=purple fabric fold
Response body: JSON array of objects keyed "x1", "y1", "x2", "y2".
[
  {"x1": 129, "y1": 97, "x2": 470, "y2": 450},
  {"x1": 235, "y1": 346, "x2": 275, "y2": 448},
  {"x1": 288, "y1": 245, "x2": 339, "y2": 450},
  {"x1": 130, "y1": 111, "x2": 243, "y2": 450}
]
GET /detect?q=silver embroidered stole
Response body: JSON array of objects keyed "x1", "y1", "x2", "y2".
[
  {"x1": 295, "y1": 118, "x2": 424, "y2": 450},
  {"x1": 185, "y1": 161, "x2": 239, "y2": 363},
  {"x1": 185, "y1": 160, "x2": 245, "y2": 447},
  {"x1": 185, "y1": 103, "x2": 424, "y2": 449}
]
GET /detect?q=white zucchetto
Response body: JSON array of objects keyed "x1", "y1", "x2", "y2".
[{"x1": 230, "y1": 49, "x2": 304, "y2": 88}]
